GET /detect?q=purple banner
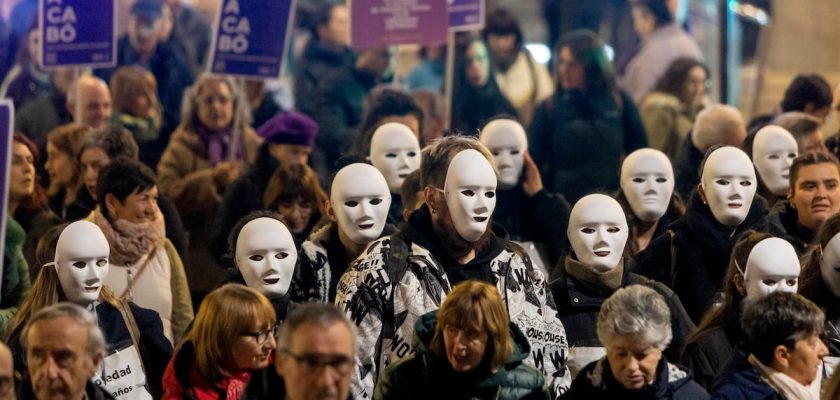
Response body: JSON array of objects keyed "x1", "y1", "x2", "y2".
[
  {"x1": 39, "y1": 0, "x2": 116, "y2": 69},
  {"x1": 350, "y1": 0, "x2": 448, "y2": 49},
  {"x1": 209, "y1": 0, "x2": 296, "y2": 79},
  {"x1": 0, "y1": 100, "x2": 14, "y2": 295},
  {"x1": 449, "y1": 0, "x2": 484, "y2": 31}
]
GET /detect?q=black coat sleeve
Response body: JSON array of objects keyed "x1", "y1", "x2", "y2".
[
  {"x1": 129, "y1": 303, "x2": 174, "y2": 398},
  {"x1": 633, "y1": 232, "x2": 672, "y2": 285},
  {"x1": 208, "y1": 176, "x2": 260, "y2": 268},
  {"x1": 158, "y1": 195, "x2": 189, "y2": 272},
  {"x1": 523, "y1": 189, "x2": 571, "y2": 269}
]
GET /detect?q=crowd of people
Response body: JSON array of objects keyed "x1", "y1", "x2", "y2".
[{"x1": 2, "y1": 0, "x2": 840, "y2": 399}]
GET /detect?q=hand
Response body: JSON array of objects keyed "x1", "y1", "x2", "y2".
[
  {"x1": 522, "y1": 151, "x2": 543, "y2": 197},
  {"x1": 213, "y1": 162, "x2": 242, "y2": 186}
]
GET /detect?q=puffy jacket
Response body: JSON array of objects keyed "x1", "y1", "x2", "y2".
[
  {"x1": 680, "y1": 321, "x2": 742, "y2": 391},
  {"x1": 561, "y1": 356, "x2": 708, "y2": 400},
  {"x1": 375, "y1": 311, "x2": 549, "y2": 400},
  {"x1": 711, "y1": 352, "x2": 783, "y2": 400},
  {"x1": 1, "y1": 218, "x2": 30, "y2": 337}
]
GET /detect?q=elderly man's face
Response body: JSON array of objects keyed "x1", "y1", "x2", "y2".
[
  {"x1": 276, "y1": 322, "x2": 354, "y2": 400},
  {"x1": 76, "y1": 82, "x2": 112, "y2": 129},
  {"x1": 128, "y1": 15, "x2": 162, "y2": 56},
  {"x1": 26, "y1": 316, "x2": 100, "y2": 400}
]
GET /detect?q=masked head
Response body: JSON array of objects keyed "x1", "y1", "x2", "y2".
[
  {"x1": 568, "y1": 194, "x2": 629, "y2": 271},
  {"x1": 620, "y1": 149, "x2": 674, "y2": 222},
  {"x1": 329, "y1": 163, "x2": 391, "y2": 245},
  {"x1": 700, "y1": 146, "x2": 757, "y2": 226},
  {"x1": 234, "y1": 217, "x2": 297, "y2": 299},
  {"x1": 752, "y1": 125, "x2": 798, "y2": 196},
  {"x1": 54, "y1": 221, "x2": 111, "y2": 305},
  {"x1": 442, "y1": 149, "x2": 498, "y2": 242},
  {"x1": 369, "y1": 123, "x2": 422, "y2": 194},
  {"x1": 740, "y1": 237, "x2": 800, "y2": 306},
  {"x1": 479, "y1": 119, "x2": 527, "y2": 190},
  {"x1": 819, "y1": 232, "x2": 840, "y2": 298}
]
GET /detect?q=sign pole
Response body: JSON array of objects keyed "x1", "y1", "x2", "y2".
[
  {"x1": 443, "y1": 31, "x2": 455, "y2": 131},
  {"x1": 0, "y1": 100, "x2": 15, "y2": 298}
]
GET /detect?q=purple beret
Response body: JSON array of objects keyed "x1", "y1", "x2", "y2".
[{"x1": 256, "y1": 112, "x2": 319, "y2": 147}]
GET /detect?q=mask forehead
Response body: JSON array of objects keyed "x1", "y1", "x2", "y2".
[
  {"x1": 331, "y1": 163, "x2": 391, "y2": 201},
  {"x1": 752, "y1": 125, "x2": 797, "y2": 157},
  {"x1": 702, "y1": 147, "x2": 756, "y2": 183},
  {"x1": 745, "y1": 238, "x2": 800, "y2": 279},
  {"x1": 479, "y1": 119, "x2": 527, "y2": 151},
  {"x1": 370, "y1": 122, "x2": 420, "y2": 155},
  {"x1": 620, "y1": 149, "x2": 673, "y2": 182},
  {"x1": 569, "y1": 194, "x2": 628, "y2": 231},
  {"x1": 56, "y1": 221, "x2": 110, "y2": 262},
  {"x1": 236, "y1": 218, "x2": 295, "y2": 256},
  {"x1": 444, "y1": 149, "x2": 497, "y2": 191}
]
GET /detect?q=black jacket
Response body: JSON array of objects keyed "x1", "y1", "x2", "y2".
[
  {"x1": 710, "y1": 351, "x2": 783, "y2": 400},
  {"x1": 768, "y1": 199, "x2": 815, "y2": 256},
  {"x1": 495, "y1": 187, "x2": 570, "y2": 269},
  {"x1": 18, "y1": 380, "x2": 116, "y2": 400},
  {"x1": 560, "y1": 356, "x2": 708, "y2": 400},
  {"x1": 293, "y1": 40, "x2": 355, "y2": 117},
  {"x1": 673, "y1": 133, "x2": 704, "y2": 201},
  {"x1": 680, "y1": 321, "x2": 742, "y2": 391},
  {"x1": 634, "y1": 193, "x2": 782, "y2": 323}
]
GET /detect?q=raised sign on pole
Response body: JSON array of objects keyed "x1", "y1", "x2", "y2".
[
  {"x1": 0, "y1": 100, "x2": 14, "y2": 296},
  {"x1": 39, "y1": 0, "x2": 116, "y2": 69},
  {"x1": 208, "y1": 0, "x2": 296, "y2": 79},
  {"x1": 349, "y1": 0, "x2": 448, "y2": 49},
  {"x1": 448, "y1": 0, "x2": 484, "y2": 31}
]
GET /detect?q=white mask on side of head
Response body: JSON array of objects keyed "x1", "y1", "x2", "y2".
[
  {"x1": 54, "y1": 221, "x2": 111, "y2": 306},
  {"x1": 443, "y1": 149, "x2": 498, "y2": 242},
  {"x1": 819, "y1": 233, "x2": 840, "y2": 297},
  {"x1": 330, "y1": 163, "x2": 392, "y2": 245},
  {"x1": 235, "y1": 217, "x2": 298, "y2": 299},
  {"x1": 700, "y1": 147, "x2": 757, "y2": 226},
  {"x1": 369, "y1": 122, "x2": 422, "y2": 194},
  {"x1": 568, "y1": 194, "x2": 629, "y2": 271},
  {"x1": 478, "y1": 119, "x2": 527, "y2": 190},
  {"x1": 620, "y1": 149, "x2": 675, "y2": 222},
  {"x1": 742, "y1": 237, "x2": 800, "y2": 305},
  {"x1": 752, "y1": 125, "x2": 798, "y2": 196}
]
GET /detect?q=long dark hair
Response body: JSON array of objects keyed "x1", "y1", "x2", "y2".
[
  {"x1": 653, "y1": 57, "x2": 709, "y2": 102},
  {"x1": 554, "y1": 30, "x2": 617, "y2": 99}
]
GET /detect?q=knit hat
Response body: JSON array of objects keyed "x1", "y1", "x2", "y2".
[{"x1": 257, "y1": 112, "x2": 319, "y2": 147}]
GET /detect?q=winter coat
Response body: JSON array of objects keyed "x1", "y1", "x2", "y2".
[
  {"x1": 13, "y1": 89, "x2": 71, "y2": 151},
  {"x1": 634, "y1": 192, "x2": 782, "y2": 323},
  {"x1": 374, "y1": 311, "x2": 549, "y2": 400},
  {"x1": 112, "y1": 112, "x2": 166, "y2": 170},
  {"x1": 550, "y1": 256, "x2": 694, "y2": 376},
  {"x1": 1, "y1": 218, "x2": 30, "y2": 338},
  {"x1": 293, "y1": 40, "x2": 355, "y2": 118},
  {"x1": 13, "y1": 205, "x2": 60, "y2": 279},
  {"x1": 710, "y1": 351, "x2": 784, "y2": 400},
  {"x1": 768, "y1": 200, "x2": 815, "y2": 256},
  {"x1": 681, "y1": 322, "x2": 741, "y2": 392},
  {"x1": 162, "y1": 340, "x2": 252, "y2": 400},
  {"x1": 673, "y1": 133, "x2": 704, "y2": 201},
  {"x1": 620, "y1": 194, "x2": 684, "y2": 258},
  {"x1": 639, "y1": 92, "x2": 701, "y2": 159},
  {"x1": 451, "y1": 71, "x2": 518, "y2": 135},
  {"x1": 528, "y1": 89, "x2": 647, "y2": 203},
  {"x1": 495, "y1": 187, "x2": 570, "y2": 269},
  {"x1": 561, "y1": 356, "x2": 709, "y2": 400},
  {"x1": 336, "y1": 205, "x2": 571, "y2": 399},
  {"x1": 494, "y1": 50, "x2": 555, "y2": 127},
  {"x1": 17, "y1": 381, "x2": 117, "y2": 400},
  {"x1": 242, "y1": 365, "x2": 357, "y2": 400},
  {"x1": 1, "y1": 63, "x2": 51, "y2": 110}
]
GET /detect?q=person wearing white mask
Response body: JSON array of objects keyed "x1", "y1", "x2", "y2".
[
  {"x1": 336, "y1": 137, "x2": 570, "y2": 399},
  {"x1": 636, "y1": 145, "x2": 782, "y2": 323},
  {"x1": 368, "y1": 122, "x2": 422, "y2": 224},
  {"x1": 681, "y1": 232, "x2": 800, "y2": 391},
  {"x1": 479, "y1": 118, "x2": 570, "y2": 270},
  {"x1": 800, "y1": 212, "x2": 840, "y2": 360},
  {"x1": 226, "y1": 212, "x2": 298, "y2": 321},
  {"x1": 293, "y1": 162, "x2": 394, "y2": 304},
  {"x1": 748, "y1": 125, "x2": 798, "y2": 207},
  {"x1": 617, "y1": 148, "x2": 684, "y2": 256},
  {"x1": 7, "y1": 221, "x2": 173, "y2": 398}
]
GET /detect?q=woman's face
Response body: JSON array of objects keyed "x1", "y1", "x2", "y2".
[
  {"x1": 682, "y1": 66, "x2": 707, "y2": 106},
  {"x1": 196, "y1": 80, "x2": 234, "y2": 131},
  {"x1": 443, "y1": 318, "x2": 488, "y2": 372},
  {"x1": 10, "y1": 143, "x2": 36, "y2": 201},
  {"x1": 108, "y1": 186, "x2": 159, "y2": 225},
  {"x1": 45, "y1": 142, "x2": 75, "y2": 189},
  {"x1": 27, "y1": 30, "x2": 41, "y2": 65},
  {"x1": 784, "y1": 334, "x2": 828, "y2": 386},
  {"x1": 465, "y1": 42, "x2": 490, "y2": 88},
  {"x1": 277, "y1": 200, "x2": 314, "y2": 234},
  {"x1": 230, "y1": 318, "x2": 277, "y2": 371},
  {"x1": 605, "y1": 335, "x2": 662, "y2": 390},
  {"x1": 558, "y1": 47, "x2": 585, "y2": 90},
  {"x1": 129, "y1": 91, "x2": 156, "y2": 119},
  {"x1": 80, "y1": 147, "x2": 110, "y2": 200}
]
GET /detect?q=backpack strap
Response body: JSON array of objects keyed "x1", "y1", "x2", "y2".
[
  {"x1": 667, "y1": 230, "x2": 678, "y2": 288},
  {"x1": 115, "y1": 300, "x2": 150, "y2": 391},
  {"x1": 382, "y1": 233, "x2": 411, "y2": 342}
]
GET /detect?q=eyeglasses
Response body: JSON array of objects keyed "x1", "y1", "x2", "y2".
[
  {"x1": 241, "y1": 324, "x2": 279, "y2": 344},
  {"x1": 281, "y1": 350, "x2": 354, "y2": 376}
]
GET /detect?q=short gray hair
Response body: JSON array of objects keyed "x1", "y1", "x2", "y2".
[
  {"x1": 22, "y1": 302, "x2": 107, "y2": 359},
  {"x1": 691, "y1": 104, "x2": 745, "y2": 150},
  {"x1": 278, "y1": 303, "x2": 356, "y2": 353},
  {"x1": 597, "y1": 285, "x2": 672, "y2": 349}
]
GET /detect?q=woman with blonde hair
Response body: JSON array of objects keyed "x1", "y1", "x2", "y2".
[
  {"x1": 109, "y1": 65, "x2": 165, "y2": 168},
  {"x1": 375, "y1": 280, "x2": 548, "y2": 400},
  {"x1": 163, "y1": 283, "x2": 277, "y2": 400},
  {"x1": 44, "y1": 123, "x2": 92, "y2": 220}
]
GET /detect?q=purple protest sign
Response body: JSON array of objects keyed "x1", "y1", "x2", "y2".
[
  {"x1": 209, "y1": 0, "x2": 296, "y2": 79},
  {"x1": 39, "y1": 0, "x2": 116, "y2": 69},
  {"x1": 0, "y1": 100, "x2": 14, "y2": 295},
  {"x1": 350, "y1": 0, "x2": 448, "y2": 49},
  {"x1": 449, "y1": 0, "x2": 484, "y2": 31}
]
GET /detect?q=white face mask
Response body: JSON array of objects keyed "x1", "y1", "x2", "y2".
[
  {"x1": 568, "y1": 194, "x2": 629, "y2": 271},
  {"x1": 330, "y1": 163, "x2": 392, "y2": 245},
  {"x1": 369, "y1": 122, "x2": 422, "y2": 194},
  {"x1": 54, "y1": 221, "x2": 111, "y2": 305},
  {"x1": 741, "y1": 237, "x2": 800, "y2": 305},
  {"x1": 235, "y1": 217, "x2": 298, "y2": 299},
  {"x1": 752, "y1": 125, "x2": 798, "y2": 196},
  {"x1": 701, "y1": 147, "x2": 757, "y2": 226},
  {"x1": 620, "y1": 149, "x2": 675, "y2": 222},
  {"x1": 479, "y1": 119, "x2": 527, "y2": 190},
  {"x1": 819, "y1": 233, "x2": 840, "y2": 297},
  {"x1": 443, "y1": 149, "x2": 498, "y2": 242}
]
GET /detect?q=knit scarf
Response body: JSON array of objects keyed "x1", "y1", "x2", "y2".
[
  {"x1": 196, "y1": 124, "x2": 239, "y2": 166},
  {"x1": 94, "y1": 209, "x2": 165, "y2": 265},
  {"x1": 564, "y1": 256, "x2": 624, "y2": 293},
  {"x1": 748, "y1": 354, "x2": 821, "y2": 400}
]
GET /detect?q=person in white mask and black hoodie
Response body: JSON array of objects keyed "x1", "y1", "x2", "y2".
[
  {"x1": 336, "y1": 136, "x2": 570, "y2": 399},
  {"x1": 635, "y1": 145, "x2": 784, "y2": 323},
  {"x1": 550, "y1": 194, "x2": 694, "y2": 378},
  {"x1": 799, "y1": 212, "x2": 840, "y2": 359},
  {"x1": 292, "y1": 159, "x2": 396, "y2": 303},
  {"x1": 479, "y1": 117, "x2": 570, "y2": 270}
]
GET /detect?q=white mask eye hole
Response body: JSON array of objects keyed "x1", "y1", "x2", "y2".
[
  {"x1": 655, "y1": 177, "x2": 668, "y2": 183},
  {"x1": 491, "y1": 150, "x2": 500, "y2": 156},
  {"x1": 786, "y1": 278, "x2": 798, "y2": 287},
  {"x1": 715, "y1": 179, "x2": 730, "y2": 186},
  {"x1": 344, "y1": 200, "x2": 359, "y2": 207},
  {"x1": 632, "y1": 177, "x2": 645, "y2": 183},
  {"x1": 510, "y1": 149, "x2": 521, "y2": 155},
  {"x1": 407, "y1": 151, "x2": 417, "y2": 157},
  {"x1": 249, "y1": 255, "x2": 264, "y2": 262},
  {"x1": 370, "y1": 198, "x2": 383, "y2": 206},
  {"x1": 72, "y1": 261, "x2": 86, "y2": 269},
  {"x1": 96, "y1": 259, "x2": 107, "y2": 267},
  {"x1": 761, "y1": 279, "x2": 778, "y2": 286},
  {"x1": 788, "y1": 153, "x2": 796, "y2": 159},
  {"x1": 768, "y1": 154, "x2": 780, "y2": 160},
  {"x1": 607, "y1": 226, "x2": 621, "y2": 233},
  {"x1": 739, "y1": 180, "x2": 753, "y2": 187},
  {"x1": 275, "y1": 252, "x2": 289, "y2": 260},
  {"x1": 385, "y1": 153, "x2": 397, "y2": 158},
  {"x1": 484, "y1": 191, "x2": 495, "y2": 199},
  {"x1": 580, "y1": 227, "x2": 595, "y2": 234},
  {"x1": 461, "y1": 189, "x2": 476, "y2": 197}
]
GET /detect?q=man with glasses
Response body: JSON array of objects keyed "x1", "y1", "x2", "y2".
[{"x1": 243, "y1": 303, "x2": 355, "y2": 400}]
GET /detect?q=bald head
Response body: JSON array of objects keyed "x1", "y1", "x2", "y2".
[
  {"x1": 67, "y1": 75, "x2": 112, "y2": 129},
  {"x1": 691, "y1": 104, "x2": 746, "y2": 151}
]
